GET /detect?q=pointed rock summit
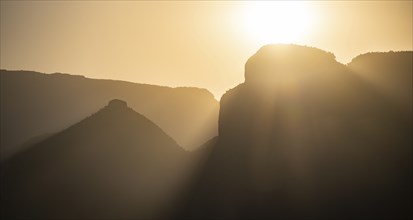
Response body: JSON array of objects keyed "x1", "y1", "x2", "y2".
[
  {"x1": 108, "y1": 99, "x2": 128, "y2": 108},
  {"x1": 2, "y1": 100, "x2": 188, "y2": 219}
]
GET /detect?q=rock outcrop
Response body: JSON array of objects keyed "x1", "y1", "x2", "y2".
[{"x1": 178, "y1": 45, "x2": 412, "y2": 219}]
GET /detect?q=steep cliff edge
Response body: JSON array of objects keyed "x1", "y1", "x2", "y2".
[{"x1": 178, "y1": 45, "x2": 412, "y2": 219}]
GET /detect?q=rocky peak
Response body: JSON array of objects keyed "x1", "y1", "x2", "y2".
[
  {"x1": 107, "y1": 99, "x2": 128, "y2": 108},
  {"x1": 244, "y1": 44, "x2": 339, "y2": 86}
]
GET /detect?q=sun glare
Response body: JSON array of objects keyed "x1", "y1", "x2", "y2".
[{"x1": 242, "y1": 2, "x2": 316, "y2": 45}]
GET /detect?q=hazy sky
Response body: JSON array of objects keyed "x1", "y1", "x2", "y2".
[{"x1": 1, "y1": 1, "x2": 412, "y2": 98}]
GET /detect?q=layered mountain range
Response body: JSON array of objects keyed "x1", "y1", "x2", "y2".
[
  {"x1": 1, "y1": 44, "x2": 411, "y2": 219},
  {"x1": 0, "y1": 70, "x2": 219, "y2": 160}
]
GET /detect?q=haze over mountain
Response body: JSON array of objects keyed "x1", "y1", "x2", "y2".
[
  {"x1": 1, "y1": 99, "x2": 193, "y2": 219},
  {"x1": 0, "y1": 44, "x2": 411, "y2": 220},
  {"x1": 348, "y1": 51, "x2": 412, "y2": 113},
  {"x1": 0, "y1": 70, "x2": 219, "y2": 160},
  {"x1": 1, "y1": 1, "x2": 411, "y2": 219},
  {"x1": 176, "y1": 45, "x2": 412, "y2": 219}
]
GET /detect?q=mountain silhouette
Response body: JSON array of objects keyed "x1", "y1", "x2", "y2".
[
  {"x1": 1, "y1": 45, "x2": 411, "y2": 220},
  {"x1": 0, "y1": 70, "x2": 219, "y2": 160},
  {"x1": 348, "y1": 51, "x2": 412, "y2": 114},
  {"x1": 176, "y1": 45, "x2": 412, "y2": 219},
  {"x1": 1, "y1": 99, "x2": 192, "y2": 219}
]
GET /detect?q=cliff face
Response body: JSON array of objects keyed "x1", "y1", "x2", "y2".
[
  {"x1": 180, "y1": 45, "x2": 412, "y2": 219},
  {"x1": 219, "y1": 45, "x2": 373, "y2": 149}
]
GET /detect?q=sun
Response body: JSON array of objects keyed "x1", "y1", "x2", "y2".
[{"x1": 242, "y1": 2, "x2": 316, "y2": 45}]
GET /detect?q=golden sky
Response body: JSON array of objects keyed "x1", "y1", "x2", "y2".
[{"x1": 1, "y1": 1, "x2": 412, "y2": 98}]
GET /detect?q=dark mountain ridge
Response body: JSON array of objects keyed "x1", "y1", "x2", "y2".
[
  {"x1": 0, "y1": 70, "x2": 219, "y2": 160},
  {"x1": 177, "y1": 45, "x2": 412, "y2": 219},
  {"x1": 1, "y1": 99, "x2": 192, "y2": 219},
  {"x1": 348, "y1": 51, "x2": 412, "y2": 114}
]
